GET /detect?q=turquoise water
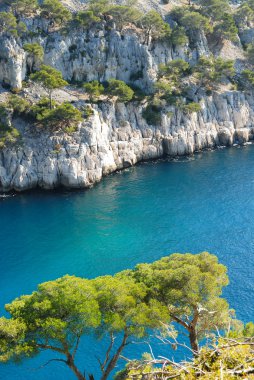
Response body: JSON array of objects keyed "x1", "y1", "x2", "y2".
[{"x1": 0, "y1": 145, "x2": 254, "y2": 379}]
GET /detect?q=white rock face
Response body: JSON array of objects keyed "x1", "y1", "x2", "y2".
[
  {"x1": 0, "y1": 90, "x2": 254, "y2": 192},
  {"x1": 0, "y1": 23, "x2": 207, "y2": 92},
  {"x1": 1, "y1": 19, "x2": 254, "y2": 191}
]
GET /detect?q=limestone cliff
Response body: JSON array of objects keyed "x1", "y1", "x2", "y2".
[
  {"x1": 0, "y1": 2, "x2": 254, "y2": 192},
  {"x1": 0, "y1": 90, "x2": 253, "y2": 191}
]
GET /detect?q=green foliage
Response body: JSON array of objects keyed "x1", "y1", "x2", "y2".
[
  {"x1": 154, "y1": 81, "x2": 173, "y2": 99},
  {"x1": 0, "y1": 12, "x2": 27, "y2": 37},
  {"x1": 30, "y1": 97, "x2": 55, "y2": 119},
  {"x1": 182, "y1": 102, "x2": 201, "y2": 114},
  {"x1": 5, "y1": 0, "x2": 38, "y2": 16},
  {"x1": 7, "y1": 95, "x2": 30, "y2": 116},
  {"x1": 171, "y1": 26, "x2": 188, "y2": 46},
  {"x1": 30, "y1": 65, "x2": 67, "y2": 92},
  {"x1": 159, "y1": 59, "x2": 190, "y2": 81},
  {"x1": 0, "y1": 122, "x2": 20, "y2": 149},
  {"x1": 180, "y1": 11, "x2": 212, "y2": 33},
  {"x1": 241, "y1": 69, "x2": 254, "y2": 88},
  {"x1": 106, "y1": 79, "x2": 134, "y2": 102},
  {"x1": 140, "y1": 10, "x2": 172, "y2": 41},
  {"x1": 23, "y1": 43, "x2": 44, "y2": 73},
  {"x1": 124, "y1": 252, "x2": 230, "y2": 353},
  {"x1": 171, "y1": 8, "x2": 212, "y2": 34},
  {"x1": 30, "y1": 65, "x2": 67, "y2": 108},
  {"x1": 214, "y1": 13, "x2": 238, "y2": 42},
  {"x1": 0, "y1": 276, "x2": 100, "y2": 366},
  {"x1": 41, "y1": 0, "x2": 71, "y2": 26},
  {"x1": 107, "y1": 5, "x2": 142, "y2": 30},
  {"x1": 0, "y1": 252, "x2": 250, "y2": 379},
  {"x1": 83, "y1": 80, "x2": 104, "y2": 101},
  {"x1": 31, "y1": 100, "x2": 82, "y2": 129},
  {"x1": 23, "y1": 43, "x2": 44, "y2": 61},
  {"x1": 246, "y1": 43, "x2": 254, "y2": 65},
  {"x1": 73, "y1": 10, "x2": 100, "y2": 28},
  {"x1": 88, "y1": 0, "x2": 111, "y2": 16},
  {"x1": 235, "y1": 0, "x2": 254, "y2": 28},
  {"x1": 199, "y1": 0, "x2": 231, "y2": 21},
  {"x1": 194, "y1": 56, "x2": 235, "y2": 89},
  {"x1": 156, "y1": 59, "x2": 190, "y2": 100},
  {"x1": 93, "y1": 275, "x2": 167, "y2": 338}
]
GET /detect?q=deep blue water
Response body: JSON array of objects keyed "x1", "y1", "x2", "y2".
[{"x1": 0, "y1": 145, "x2": 254, "y2": 379}]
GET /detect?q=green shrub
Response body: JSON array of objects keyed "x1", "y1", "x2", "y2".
[
  {"x1": 83, "y1": 80, "x2": 104, "y2": 101},
  {"x1": 214, "y1": 13, "x2": 238, "y2": 42},
  {"x1": 73, "y1": 10, "x2": 100, "y2": 28},
  {"x1": 23, "y1": 43, "x2": 44, "y2": 68},
  {"x1": 140, "y1": 10, "x2": 172, "y2": 41},
  {"x1": 194, "y1": 56, "x2": 235, "y2": 88},
  {"x1": 106, "y1": 79, "x2": 134, "y2": 102},
  {"x1": 199, "y1": 0, "x2": 231, "y2": 21},
  {"x1": 41, "y1": 0, "x2": 71, "y2": 27},
  {"x1": 106, "y1": 5, "x2": 142, "y2": 31},
  {"x1": 182, "y1": 102, "x2": 201, "y2": 114},
  {"x1": 0, "y1": 123, "x2": 21, "y2": 149},
  {"x1": 0, "y1": 12, "x2": 27, "y2": 37},
  {"x1": 246, "y1": 43, "x2": 254, "y2": 65},
  {"x1": 7, "y1": 95, "x2": 30, "y2": 116},
  {"x1": 31, "y1": 100, "x2": 83, "y2": 130},
  {"x1": 241, "y1": 69, "x2": 254, "y2": 87},
  {"x1": 4, "y1": 0, "x2": 38, "y2": 16},
  {"x1": 171, "y1": 26, "x2": 188, "y2": 46}
]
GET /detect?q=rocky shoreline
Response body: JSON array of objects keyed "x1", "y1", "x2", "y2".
[{"x1": 1, "y1": 90, "x2": 254, "y2": 192}]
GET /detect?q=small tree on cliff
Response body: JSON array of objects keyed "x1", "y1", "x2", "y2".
[
  {"x1": 41, "y1": 0, "x2": 71, "y2": 27},
  {"x1": 124, "y1": 252, "x2": 230, "y2": 355},
  {"x1": 30, "y1": 65, "x2": 67, "y2": 109},
  {"x1": 106, "y1": 79, "x2": 134, "y2": 102},
  {"x1": 5, "y1": 0, "x2": 38, "y2": 17},
  {"x1": 23, "y1": 43, "x2": 44, "y2": 74}
]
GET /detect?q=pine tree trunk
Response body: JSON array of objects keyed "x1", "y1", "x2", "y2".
[
  {"x1": 100, "y1": 333, "x2": 128, "y2": 380},
  {"x1": 189, "y1": 327, "x2": 199, "y2": 356}
]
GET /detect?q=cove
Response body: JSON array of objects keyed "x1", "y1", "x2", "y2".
[{"x1": 0, "y1": 145, "x2": 254, "y2": 379}]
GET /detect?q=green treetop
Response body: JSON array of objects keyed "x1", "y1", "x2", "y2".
[
  {"x1": 23, "y1": 43, "x2": 44, "y2": 73},
  {"x1": 140, "y1": 10, "x2": 172, "y2": 42},
  {"x1": 106, "y1": 79, "x2": 134, "y2": 102},
  {"x1": 214, "y1": 13, "x2": 238, "y2": 42},
  {"x1": 30, "y1": 65, "x2": 68, "y2": 109},
  {"x1": 41, "y1": 0, "x2": 71, "y2": 27},
  {"x1": 0, "y1": 276, "x2": 100, "y2": 380},
  {"x1": 235, "y1": 0, "x2": 254, "y2": 28},
  {"x1": 0, "y1": 12, "x2": 26, "y2": 37},
  {"x1": 83, "y1": 80, "x2": 104, "y2": 101},
  {"x1": 124, "y1": 252, "x2": 230, "y2": 355},
  {"x1": 194, "y1": 56, "x2": 235, "y2": 89},
  {"x1": 5, "y1": 0, "x2": 38, "y2": 16},
  {"x1": 199, "y1": 0, "x2": 231, "y2": 21},
  {"x1": 246, "y1": 43, "x2": 254, "y2": 65},
  {"x1": 88, "y1": 0, "x2": 111, "y2": 17},
  {"x1": 73, "y1": 10, "x2": 100, "y2": 29},
  {"x1": 92, "y1": 275, "x2": 168, "y2": 380}
]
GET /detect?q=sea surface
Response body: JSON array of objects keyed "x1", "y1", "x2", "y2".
[{"x1": 0, "y1": 145, "x2": 254, "y2": 379}]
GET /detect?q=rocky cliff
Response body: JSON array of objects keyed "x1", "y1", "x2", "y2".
[
  {"x1": 0, "y1": 1, "x2": 254, "y2": 192},
  {"x1": 0, "y1": 90, "x2": 253, "y2": 191}
]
